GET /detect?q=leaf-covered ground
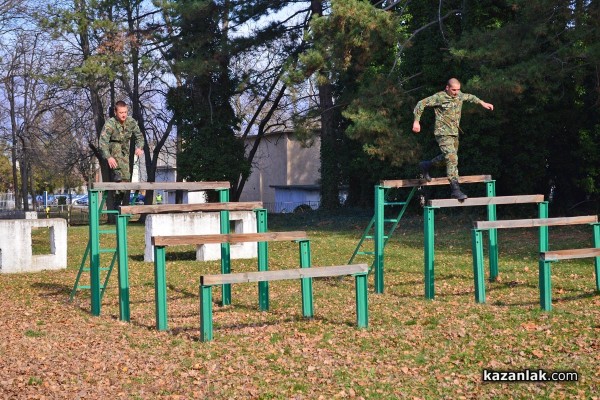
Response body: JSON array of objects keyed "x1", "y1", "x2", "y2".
[{"x1": 1, "y1": 209, "x2": 599, "y2": 399}]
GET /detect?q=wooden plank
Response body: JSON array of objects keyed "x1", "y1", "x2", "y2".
[
  {"x1": 90, "y1": 181, "x2": 230, "y2": 191},
  {"x1": 120, "y1": 201, "x2": 263, "y2": 215},
  {"x1": 541, "y1": 248, "x2": 600, "y2": 261},
  {"x1": 201, "y1": 264, "x2": 369, "y2": 286},
  {"x1": 381, "y1": 175, "x2": 492, "y2": 188},
  {"x1": 475, "y1": 215, "x2": 598, "y2": 230},
  {"x1": 152, "y1": 231, "x2": 308, "y2": 247},
  {"x1": 428, "y1": 194, "x2": 545, "y2": 208}
]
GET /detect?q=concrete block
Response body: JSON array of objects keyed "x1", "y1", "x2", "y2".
[
  {"x1": 0, "y1": 218, "x2": 67, "y2": 273},
  {"x1": 144, "y1": 211, "x2": 258, "y2": 262}
]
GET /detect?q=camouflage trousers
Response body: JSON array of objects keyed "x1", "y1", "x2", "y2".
[{"x1": 430, "y1": 135, "x2": 459, "y2": 181}]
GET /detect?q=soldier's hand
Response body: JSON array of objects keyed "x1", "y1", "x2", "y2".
[
  {"x1": 481, "y1": 101, "x2": 494, "y2": 111},
  {"x1": 108, "y1": 157, "x2": 118, "y2": 169},
  {"x1": 412, "y1": 121, "x2": 421, "y2": 133}
]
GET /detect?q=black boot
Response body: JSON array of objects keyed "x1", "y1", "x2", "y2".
[
  {"x1": 419, "y1": 161, "x2": 433, "y2": 182},
  {"x1": 450, "y1": 179, "x2": 468, "y2": 200}
]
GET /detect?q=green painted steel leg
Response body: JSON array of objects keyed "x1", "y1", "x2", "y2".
[
  {"x1": 486, "y1": 181, "x2": 499, "y2": 281},
  {"x1": 200, "y1": 285, "x2": 213, "y2": 342},
  {"x1": 374, "y1": 185, "x2": 385, "y2": 293},
  {"x1": 540, "y1": 261, "x2": 553, "y2": 311},
  {"x1": 154, "y1": 245, "x2": 168, "y2": 331},
  {"x1": 218, "y1": 189, "x2": 231, "y2": 306},
  {"x1": 472, "y1": 229, "x2": 486, "y2": 303},
  {"x1": 256, "y1": 209, "x2": 269, "y2": 311},
  {"x1": 355, "y1": 273, "x2": 369, "y2": 328},
  {"x1": 593, "y1": 223, "x2": 600, "y2": 291},
  {"x1": 116, "y1": 214, "x2": 131, "y2": 322},
  {"x1": 538, "y1": 202, "x2": 550, "y2": 310},
  {"x1": 424, "y1": 206, "x2": 435, "y2": 299},
  {"x1": 89, "y1": 189, "x2": 101, "y2": 316},
  {"x1": 299, "y1": 240, "x2": 313, "y2": 318}
]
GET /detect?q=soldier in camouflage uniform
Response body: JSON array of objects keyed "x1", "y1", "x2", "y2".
[
  {"x1": 412, "y1": 78, "x2": 494, "y2": 200},
  {"x1": 99, "y1": 101, "x2": 144, "y2": 209}
]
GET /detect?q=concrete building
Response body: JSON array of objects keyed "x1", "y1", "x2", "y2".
[{"x1": 240, "y1": 131, "x2": 322, "y2": 212}]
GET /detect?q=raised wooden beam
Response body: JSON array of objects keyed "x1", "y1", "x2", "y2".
[
  {"x1": 475, "y1": 215, "x2": 598, "y2": 230},
  {"x1": 152, "y1": 231, "x2": 308, "y2": 247},
  {"x1": 201, "y1": 264, "x2": 369, "y2": 286},
  {"x1": 428, "y1": 194, "x2": 544, "y2": 208},
  {"x1": 90, "y1": 181, "x2": 230, "y2": 191},
  {"x1": 541, "y1": 248, "x2": 600, "y2": 261},
  {"x1": 381, "y1": 175, "x2": 492, "y2": 188},
  {"x1": 120, "y1": 201, "x2": 263, "y2": 215}
]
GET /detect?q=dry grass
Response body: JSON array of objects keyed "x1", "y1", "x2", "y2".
[{"x1": 1, "y1": 209, "x2": 599, "y2": 399}]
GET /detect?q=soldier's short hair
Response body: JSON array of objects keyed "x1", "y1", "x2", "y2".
[
  {"x1": 115, "y1": 100, "x2": 128, "y2": 109},
  {"x1": 447, "y1": 78, "x2": 461, "y2": 87}
]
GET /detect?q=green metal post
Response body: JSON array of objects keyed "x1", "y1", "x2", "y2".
[
  {"x1": 299, "y1": 240, "x2": 313, "y2": 318},
  {"x1": 471, "y1": 229, "x2": 486, "y2": 303},
  {"x1": 355, "y1": 273, "x2": 369, "y2": 328},
  {"x1": 592, "y1": 223, "x2": 600, "y2": 291},
  {"x1": 374, "y1": 185, "x2": 386, "y2": 293},
  {"x1": 200, "y1": 285, "x2": 213, "y2": 342},
  {"x1": 538, "y1": 202, "x2": 551, "y2": 310},
  {"x1": 154, "y1": 245, "x2": 168, "y2": 331},
  {"x1": 116, "y1": 214, "x2": 131, "y2": 322},
  {"x1": 256, "y1": 208, "x2": 269, "y2": 311},
  {"x1": 89, "y1": 189, "x2": 101, "y2": 316},
  {"x1": 218, "y1": 189, "x2": 231, "y2": 306},
  {"x1": 424, "y1": 206, "x2": 436, "y2": 299},
  {"x1": 486, "y1": 180, "x2": 499, "y2": 281}
]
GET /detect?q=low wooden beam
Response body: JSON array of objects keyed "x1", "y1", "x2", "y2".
[
  {"x1": 541, "y1": 248, "x2": 600, "y2": 261},
  {"x1": 152, "y1": 231, "x2": 308, "y2": 247},
  {"x1": 120, "y1": 201, "x2": 263, "y2": 215},
  {"x1": 201, "y1": 264, "x2": 369, "y2": 286},
  {"x1": 381, "y1": 175, "x2": 492, "y2": 188},
  {"x1": 91, "y1": 181, "x2": 230, "y2": 191},
  {"x1": 428, "y1": 194, "x2": 545, "y2": 208},
  {"x1": 475, "y1": 215, "x2": 598, "y2": 230}
]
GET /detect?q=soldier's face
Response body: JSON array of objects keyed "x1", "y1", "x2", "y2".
[
  {"x1": 445, "y1": 83, "x2": 461, "y2": 97},
  {"x1": 115, "y1": 106, "x2": 128, "y2": 123}
]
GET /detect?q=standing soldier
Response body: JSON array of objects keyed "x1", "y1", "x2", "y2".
[
  {"x1": 412, "y1": 78, "x2": 494, "y2": 199},
  {"x1": 99, "y1": 100, "x2": 144, "y2": 209}
]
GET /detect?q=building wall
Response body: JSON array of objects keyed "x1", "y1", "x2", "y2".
[{"x1": 240, "y1": 132, "x2": 320, "y2": 205}]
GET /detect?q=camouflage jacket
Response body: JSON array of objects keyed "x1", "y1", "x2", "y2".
[
  {"x1": 413, "y1": 91, "x2": 481, "y2": 136},
  {"x1": 99, "y1": 116, "x2": 144, "y2": 160}
]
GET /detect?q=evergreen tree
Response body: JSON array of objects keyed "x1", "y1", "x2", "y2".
[{"x1": 168, "y1": 0, "x2": 250, "y2": 188}]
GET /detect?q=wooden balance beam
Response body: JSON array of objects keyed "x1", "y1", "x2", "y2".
[
  {"x1": 120, "y1": 201, "x2": 263, "y2": 215},
  {"x1": 91, "y1": 181, "x2": 230, "y2": 191},
  {"x1": 429, "y1": 194, "x2": 544, "y2": 208},
  {"x1": 199, "y1": 264, "x2": 369, "y2": 342},
  {"x1": 381, "y1": 175, "x2": 492, "y2": 189}
]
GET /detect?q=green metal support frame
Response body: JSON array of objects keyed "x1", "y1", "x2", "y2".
[
  {"x1": 218, "y1": 189, "x2": 231, "y2": 306},
  {"x1": 472, "y1": 201, "x2": 549, "y2": 307},
  {"x1": 154, "y1": 245, "x2": 168, "y2": 330},
  {"x1": 594, "y1": 223, "x2": 600, "y2": 292},
  {"x1": 256, "y1": 208, "x2": 269, "y2": 311},
  {"x1": 117, "y1": 214, "x2": 132, "y2": 322},
  {"x1": 299, "y1": 240, "x2": 313, "y2": 318},
  {"x1": 486, "y1": 181, "x2": 499, "y2": 281},
  {"x1": 89, "y1": 189, "x2": 102, "y2": 315},
  {"x1": 424, "y1": 180, "x2": 496, "y2": 299},
  {"x1": 200, "y1": 285, "x2": 213, "y2": 342},
  {"x1": 373, "y1": 185, "x2": 417, "y2": 293},
  {"x1": 355, "y1": 272, "x2": 369, "y2": 328},
  {"x1": 538, "y1": 202, "x2": 552, "y2": 311}
]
